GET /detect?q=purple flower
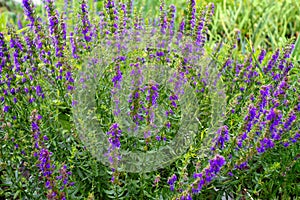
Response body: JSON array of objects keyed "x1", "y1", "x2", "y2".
[
  {"x1": 3, "y1": 105, "x2": 10, "y2": 112},
  {"x1": 10, "y1": 88, "x2": 16, "y2": 95},
  {"x1": 22, "y1": 0, "x2": 36, "y2": 28},
  {"x1": 196, "y1": 18, "x2": 205, "y2": 46},
  {"x1": 283, "y1": 112, "x2": 296, "y2": 130},
  {"x1": 258, "y1": 49, "x2": 266, "y2": 64},
  {"x1": 61, "y1": 19, "x2": 67, "y2": 42},
  {"x1": 167, "y1": 174, "x2": 177, "y2": 191},
  {"x1": 179, "y1": 19, "x2": 185, "y2": 33},
  {"x1": 260, "y1": 85, "x2": 271, "y2": 97},
  {"x1": 283, "y1": 142, "x2": 290, "y2": 148},
  {"x1": 80, "y1": 0, "x2": 93, "y2": 40},
  {"x1": 264, "y1": 49, "x2": 279, "y2": 73},
  {"x1": 170, "y1": 184, "x2": 175, "y2": 191},
  {"x1": 283, "y1": 44, "x2": 295, "y2": 59},
  {"x1": 189, "y1": 0, "x2": 196, "y2": 30},
  {"x1": 166, "y1": 121, "x2": 171, "y2": 128},
  {"x1": 266, "y1": 108, "x2": 276, "y2": 121},
  {"x1": 37, "y1": 148, "x2": 53, "y2": 176},
  {"x1": 259, "y1": 85, "x2": 272, "y2": 111},
  {"x1": 106, "y1": 123, "x2": 122, "y2": 167},
  {"x1": 112, "y1": 67, "x2": 122, "y2": 88},
  {"x1": 257, "y1": 138, "x2": 274, "y2": 153},
  {"x1": 45, "y1": 180, "x2": 51, "y2": 189},
  {"x1": 69, "y1": 32, "x2": 78, "y2": 59},
  {"x1": 186, "y1": 194, "x2": 192, "y2": 200},
  {"x1": 235, "y1": 161, "x2": 248, "y2": 170},
  {"x1": 63, "y1": 178, "x2": 68, "y2": 185},
  {"x1": 155, "y1": 135, "x2": 161, "y2": 141},
  {"x1": 295, "y1": 133, "x2": 300, "y2": 140},
  {"x1": 35, "y1": 85, "x2": 43, "y2": 96},
  {"x1": 67, "y1": 85, "x2": 74, "y2": 91},
  {"x1": 296, "y1": 103, "x2": 300, "y2": 112},
  {"x1": 274, "y1": 78, "x2": 289, "y2": 97},
  {"x1": 156, "y1": 51, "x2": 165, "y2": 57},
  {"x1": 192, "y1": 155, "x2": 226, "y2": 194},
  {"x1": 211, "y1": 126, "x2": 230, "y2": 150},
  {"x1": 168, "y1": 5, "x2": 176, "y2": 34},
  {"x1": 248, "y1": 105, "x2": 257, "y2": 121},
  {"x1": 29, "y1": 98, "x2": 35, "y2": 103},
  {"x1": 24, "y1": 87, "x2": 29, "y2": 93}
]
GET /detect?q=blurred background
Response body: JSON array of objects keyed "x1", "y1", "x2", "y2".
[{"x1": 1, "y1": 0, "x2": 299, "y2": 52}]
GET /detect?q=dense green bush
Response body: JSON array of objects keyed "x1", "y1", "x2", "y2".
[{"x1": 0, "y1": 0, "x2": 299, "y2": 199}]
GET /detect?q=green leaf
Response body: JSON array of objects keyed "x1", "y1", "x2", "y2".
[
  {"x1": 0, "y1": 12, "x2": 8, "y2": 32},
  {"x1": 13, "y1": 190, "x2": 20, "y2": 199},
  {"x1": 16, "y1": 26, "x2": 29, "y2": 34},
  {"x1": 292, "y1": 34, "x2": 300, "y2": 59}
]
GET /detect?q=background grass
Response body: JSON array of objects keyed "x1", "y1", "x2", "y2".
[{"x1": 1, "y1": 0, "x2": 299, "y2": 52}]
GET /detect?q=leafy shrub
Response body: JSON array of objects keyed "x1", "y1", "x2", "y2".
[{"x1": 0, "y1": 0, "x2": 299, "y2": 199}]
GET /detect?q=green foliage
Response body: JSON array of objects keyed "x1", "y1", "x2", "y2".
[
  {"x1": 0, "y1": 0, "x2": 299, "y2": 199},
  {"x1": 208, "y1": 0, "x2": 300, "y2": 50}
]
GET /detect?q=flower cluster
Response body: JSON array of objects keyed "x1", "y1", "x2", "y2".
[
  {"x1": 106, "y1": 123, "x2": 122, "y2": 183},
  {"x1": 168, "y1": 5, "x2": 176, "y2": 35},
  {"x1": 22, "y1": 0, "x2": 36, "y2": 28},
  {"x1": 31, "y1": 110, "x2": 56, "y2": 198},
  {"x1": 80, "y1": 0, "x2": 93, "y2": 42},
  {"x1": 185, "y1": 155, "x2": 226, "y2": 197},
  {"x1": 111, "y1": 64, "x2": 123, "y2": 116},
  {"x1": 31, "y1": 110, "x2": 74, "y2": 199},
  {"x1": 128, "y1": 62, "x2": 145, "y2": 125},
  {"x1": 167, "y1": 174, "x2": 177, "y2": 191},
  {"x1": 56, "y1": 164, "x2": 75, "y2": 191},
  {"x1": 153, "y1": 174, "x2": 161, "y2": 187},
  {"x1": 257, "y1": 138, "x2": 275, "y2": 153},
  {"x1": 145, "y1": 82, "x2": 159, "y2": 127},
  {"x1": 211, "y1": 125, "x2": 230, "y2": 151}
]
